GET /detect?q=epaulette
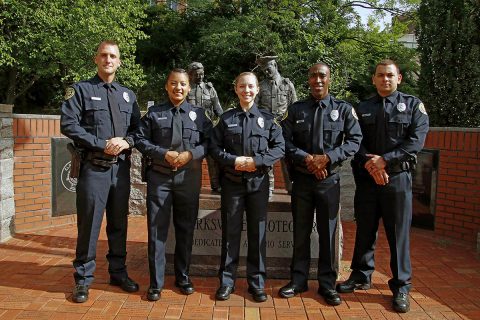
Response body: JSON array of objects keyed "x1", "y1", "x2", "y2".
[{"x1": 206, "y1": 82, "x2": 214, "y2": 88}]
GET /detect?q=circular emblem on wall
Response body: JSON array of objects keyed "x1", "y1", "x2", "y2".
[{"x1": 61, "y1": 161, "x2": 77, "y2": 193}]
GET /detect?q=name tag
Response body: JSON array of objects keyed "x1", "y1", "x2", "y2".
[
  {"x1": 91, "y1": 97, "x2": 102, "y2": 101},
  {"x1": 362, "y1": 113, "x2": 371, "y2": 117},
  {"x1": 227, "y1": 123, "x2": 238, "y2": 127},
  {"x1": 296, "y1": 119, "x2": 305, "y2": 123},
  {"x1": 157, "y1": 117, "x2": 168, "y2": 120}
]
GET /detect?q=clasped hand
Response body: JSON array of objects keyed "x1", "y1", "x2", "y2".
[
  {"x1": 104, "y1": 137, "x2": 129, "y2": 156},
  {"x1": 165, "y1": 150, "x2": 193, "y2": 169},
  {"x1": 305, "y1": 154, "x2": 330, "y2": 180},
  {"x1": 365, "y1": 154, "x2": 389, "y2": 185},
  {"x1": 234, "y1": 156, "x2": 256, "y2": 172}
]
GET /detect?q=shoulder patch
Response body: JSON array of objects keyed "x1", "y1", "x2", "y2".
[
  {"x1": 64, "y1": 87, "x2": 75, "y2": 100},
  {"x1": 352, "y1": 108, "x2": 358, "y2": 120},
  {"x1": 418, "y1": 103, "x2": 427, "y2": 115}
]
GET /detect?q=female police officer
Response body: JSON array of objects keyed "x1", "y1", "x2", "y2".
[
  {"x1": 135, "y1": 68, "x2": 212, "y2": 301},
  {"x1": 209, "y1": 72, "x2": 285, "y2": 302}
]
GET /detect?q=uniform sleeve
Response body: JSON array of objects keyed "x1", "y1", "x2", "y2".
[
  {"x1": 189, "y1": 109, "x2": 212, "y2": 161},
  {"x1": 208, "y1": 117, "x2": 237, "y2": 166},
  {"x1": 252, "y1": 119, "x2": 285, "y2": 167},
  {"x1": 382, "y1": 101, "x2": 429, "y2": 163},
  {"x1": 281, "y1": 105, "x2": 309, "y2": 164},
  {"x1": 125, "y1": 98, "x2": 141, "y2": 145},
  {"x1": 60, "y1": 86, "x2": 107, "y2": 151},
  {"x1": 134, "y1": 110, "x2": 169, "y2": 161},
  {"x1": 210, "y1": 87, "x2": 223, "y2": 117},
  {"x1": 325, "y1": 105, "x2": 362, "y2": 165}
]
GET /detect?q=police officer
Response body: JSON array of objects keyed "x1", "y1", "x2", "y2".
[
  {"x1": 187, "y1": 62, "x2": 223, "y2": 193},
  {"x1": 210, "y1": 72, "x2": 285, "y2": 302},
  {"x1": 279, "y1": 63, "x2": 362, "y2": 306},
  {"x1": 336, "y1": 60, "x2": 429, "y2": 313},
  {"x1": 255, "y1": 56, "x2": 297, "y2": 197},
  {"x1": 61, "y1": 40, "x2": 141, "y2": 303},
  {"x1": 135, "y1": 68, "x2": 212, "y2": 301}
]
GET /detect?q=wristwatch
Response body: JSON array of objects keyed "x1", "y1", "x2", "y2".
[{"x1": 123, "y1": 136, "x2": 134, "y2": 149}]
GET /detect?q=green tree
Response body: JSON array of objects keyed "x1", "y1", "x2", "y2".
[
  {"x1": 0, "y1": 0, "x2": 147, "y2": 111},
  {"x1": 138, "y1": 0, "x2": 420, "y2": 109},
  {"x1": 417, "y1": 0, "x2": 480, "y2": 127}
]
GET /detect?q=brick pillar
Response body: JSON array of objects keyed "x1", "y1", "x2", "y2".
[{"x1": 0, "y1": 104, "x2": 15, "y2": 242}]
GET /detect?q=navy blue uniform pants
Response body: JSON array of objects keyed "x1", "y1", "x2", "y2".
[
  {"x1": 218, "y1": 175, "x2": 269, "y2": 289},
  {"x1": 290, "y1": 172, "x2": 340, "y2": 291},
  {"x1": 350, "y1": 171, "x2": 412, "y2": 294},
  {"x1": 146, "y1": 167, "x2": 201, "y2": 289},
  {"x1": 74, "y1": 159, "x2": 131, "y2": 286}
]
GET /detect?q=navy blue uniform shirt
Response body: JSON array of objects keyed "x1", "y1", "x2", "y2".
[
  {"x1": 353, "y1": 91, "x2": 429, "y2": 171},
  {"x1": 135, "y1": 100, "x2": 212, "y2": 163},
  {"x1": 282, "y1": 95, "x2": 362, "y2": 171},
  {"x1": 209, "y1": 104, "x2": 285, "y2": 169},
  {"x1": 61, "y1": 74, "x2": 141, "y2": 151}
]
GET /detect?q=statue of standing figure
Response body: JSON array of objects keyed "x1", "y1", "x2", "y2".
[
  {"x1": 255, "y1": 56, "x2": 297, "y2": 198},
  {"x1": 187, "y1": 62, "x2": 223, "y2": 193}
]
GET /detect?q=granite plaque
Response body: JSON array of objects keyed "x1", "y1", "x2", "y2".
[
  {"x1": 51, "y1": 137, "x2": 77, "y2": 216},
  {"x1": 165, "y1": 209, "x2": 320, "y2": 258}
]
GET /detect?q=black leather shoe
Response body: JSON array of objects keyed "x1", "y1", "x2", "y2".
[
  {"x1": 392, "y1": 292, "x2": 410, "y2": 313},
  {"x1": 110, "y1": 276, "x2": 139, "y2": 293},
  {"x1": 318, "y1": 288, "x2": 342, "y2": 306},
  {"x1": 175, "y1": 281, "x2": 195, "y2": 295},
  {"x1": 248, "y1": 287, "x2": 267, "y2": 302},
  {"x1": 72, "y1": 284, "x2": 89, "y2": 303},
  {"x1": 147, "y1": 287, "x2": 162, "y2": 301},
  {"x1": 278, "y1": 282, "x2": 308, "y2": 298},
  {"x1": 215, "y1": 286, "x2": 234, "y2": 300},
  {"x1": 336, "y1": 278, "x2": 370, "y2": 293}
]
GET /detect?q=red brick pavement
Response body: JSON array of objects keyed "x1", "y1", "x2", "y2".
[{"x1": 0, "y1": 216, "x2": 479, "y2": 319}]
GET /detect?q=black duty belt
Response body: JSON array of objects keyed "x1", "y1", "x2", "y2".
[
  {"x1": 223, "y1": 166, "x2": 270, "y2": 183},
  {"x1": 85, "y1": 151, "x2": 118, "y2": 168}
]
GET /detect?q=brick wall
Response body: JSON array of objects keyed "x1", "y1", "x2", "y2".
[
  {"x1": 12, "y1": 115, "x2": 76, "y2": 232},
  {"x1": 424, "y1": 128, "x2": 480, "y2": 243},
  {"x1": 10, "y1": 115, "x2": 480, "y2": 246}
]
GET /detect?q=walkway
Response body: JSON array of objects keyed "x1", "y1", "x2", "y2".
[{"x1": 0, "y1": 216, "x2": 479, "y2": 319}]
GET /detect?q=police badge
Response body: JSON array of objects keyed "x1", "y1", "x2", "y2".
[
  {"x1": 123, "y1": 92, "x2": 130, "y2": 102},
  {"x1": 330, "y1": 110, "x2": 339, "y2": 121},
  {"x1": 397, "y1": 103, "x2": 406, "y2": 112},
  {"x1": 257, "y1": 117, "x2": 264, "y2": 128},
  {"x1": 189, "y1": 110, "x2": 197, "y2": 121}
]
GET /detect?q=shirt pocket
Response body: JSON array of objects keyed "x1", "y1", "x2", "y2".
[
  {"x1": 292, "y1": 120, "x2": 310, "y2": 144},
  {"x1": 119, "y1": 102, "x2": 133, "y2": 127},
  {"x1": 182, "y1": 121, "x2": 203, "y2": 146},
  {"x1": 251, "y1": 125, "x2": 269, "y2": 153},
  {"x1": 225, "y1": 125, "x2": 243, "y2": 146},
  {"x1": 83, "y1": 100, "x2": 109, "y2": 125},
  {"x1": 152, "y1": 117, "x2": 172, "y2": 145},
  {"x1": 388, "y1": 114, "x2": 410, "y2": 138},
  {"x1": 324, "y1": 121, "x2": 344, "y2": 148}
]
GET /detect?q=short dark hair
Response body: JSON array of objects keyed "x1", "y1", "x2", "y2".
[
  {"x1": 167, "y1": 68, "x2": 189, "y2": 81},
  {"x1": 308, "y1": 62, "x2": 330, "y2": 77},
  {"x1": 375, "y1": 59, "x2": 400, "y2": 74}
]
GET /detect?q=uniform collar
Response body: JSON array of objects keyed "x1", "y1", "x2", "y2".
[
  {"x1": 168, "y1": 99, "x2": 190, "y2": 113},
  {"x1": 379, "y1": 91, "x2": 399, "y2": 104},
  {"x1": 92, "y1": 74, "x2": 119, "y2": 91},
  {"x1": 235, "y1": 103, "x2": 261, "y2": 117},
  {"x1": 309, "y1": 94, "x2": 331, "y2": 108}
]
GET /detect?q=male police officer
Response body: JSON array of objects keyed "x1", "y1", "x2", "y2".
[
  {"x1": 61, "y1": 40, "x2": 141, "y2": 303},
  {"x1": 279, "y1": 63, "x2": 362, "y2": 306},
  {"x1": 187, "y1": 62, "x2": 223, "y2": 193},
  {"x1": 256, "y1": 56, "x2": 297, "y2": 197},
  {"x1": 336, "y1": 60, "x2": 429, "y2": 313},
  {"x1": 135, "y1": 68, "x2": 212, "y2": 301}
]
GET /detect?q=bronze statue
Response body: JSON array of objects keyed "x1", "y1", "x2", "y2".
[
  {"x1": 255, "y1": 56, "x2": 297, "y2": 197},
  {"x1": 187, "y1": 62, "x2": 223, "y2": 193}
]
